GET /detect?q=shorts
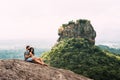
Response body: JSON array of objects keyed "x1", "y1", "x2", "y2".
[{"x1": 26, "y1": 57, "x2": 33, "y2": 62}]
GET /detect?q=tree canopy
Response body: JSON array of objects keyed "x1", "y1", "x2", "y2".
[{"x1": 42, "y1": 38, "x2": 120, "y2": 80}]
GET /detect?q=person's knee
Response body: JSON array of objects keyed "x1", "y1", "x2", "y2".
[{"x1": 34, "y1": 58, "x2": 39, "y2": 61}]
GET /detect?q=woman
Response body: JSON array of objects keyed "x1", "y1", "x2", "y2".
[{"x1": 25, "y1": 46, "x2": 47, "y2": 66}]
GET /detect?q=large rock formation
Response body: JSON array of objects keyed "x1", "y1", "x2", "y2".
[
  {"x1": 58, "y1": 19, "x2": 96, "y2": 44},
  {"x1": 42, "y1": 19, "x2": 120, "y2": 80},
  {"x1": 0, "y1": 59, "x2": 91, "y2": 80}
]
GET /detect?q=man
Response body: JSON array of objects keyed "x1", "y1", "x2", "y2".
[{"x1": 24, "y1": 45, "x2": 33, "y2": 62}]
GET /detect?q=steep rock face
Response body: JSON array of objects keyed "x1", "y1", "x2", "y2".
[
  {"x1": 58, "y1": 19, "x2": 96, "y2": 44},
  {"x1": 0, "y1": 59, "x2": 91, "y2": 80}
]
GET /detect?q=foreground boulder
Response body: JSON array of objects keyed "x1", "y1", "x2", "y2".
[{"x1": 0, "y1": 59, "x2": 91, "y2": 80}]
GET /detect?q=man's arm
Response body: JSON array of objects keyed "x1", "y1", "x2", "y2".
[{"x1": 24, "y1": 54, "x2": 31, "y2": 58}]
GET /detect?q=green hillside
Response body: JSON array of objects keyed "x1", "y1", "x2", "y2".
[
  {"x1": 42, "y1": 38, "x2": 120, "y2": 80},
  {"x1": 98, "y1": 45, "x2": 120, "y2": 54}
]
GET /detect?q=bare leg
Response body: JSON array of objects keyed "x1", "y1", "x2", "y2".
[
  {"x1": 33, "y1": 58, "x2": 43, "y2": 65},
  {"x1": 38, "y1": 58, "x2": 44, "y2": 64},
  {"x1": 38, "y1": 58, "x2": 48, "y2": 66},
  {"x1": 33, "y1": 57, "x2": 48, "y2": 66},
  {"x1": 35, "y1": 58, "x2": 45, "y2": 64}
]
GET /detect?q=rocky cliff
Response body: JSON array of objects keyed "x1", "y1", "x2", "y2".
[
  {"x1": 0, "y1": 59, "x2": 91, "y2": 80},
  {"x1": 58, "y1": 19, "x2": 96, "y2": 44},
  {"x1": 42, "y1": 19, "x2": 120, "y2": 80}
]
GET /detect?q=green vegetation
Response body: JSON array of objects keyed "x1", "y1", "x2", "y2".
[
  {"x1": 42, "y1": 38, "x2": 120, "y2": 80},
  {"x1": 105, "y1": 51, "x2": 120, "y2": 60},
  {"x1": 77, "y1": 19, "x2": 89, "y2": 24},
  {"x1": 98, "y1": 45, "x2": 120, "y2": 54},
  {"x1": 68, "y1": 20, "x2": 75, "y2": 25},
  {"x1": 62, "y1": 24, "x2": 68, "y2": 28}
]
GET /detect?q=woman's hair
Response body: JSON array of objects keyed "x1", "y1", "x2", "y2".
[{"x1": 29, "y1": 47, "x2": 35, "y2": 55}]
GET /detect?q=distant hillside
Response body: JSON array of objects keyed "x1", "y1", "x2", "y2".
[
  {"x1": 98, "y1": 45, "x2": 120, "y2": 54},
  {"x1": 0, "y1": 48, "x2": 49, "y2": 60}
]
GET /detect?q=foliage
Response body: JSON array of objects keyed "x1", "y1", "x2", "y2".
[
  {"x1": 68, "y1": 20, "x2": 75, "y2": 25},
  {"x1": 98, "y1": 45, "x2": 120, "y2": 54},
  {"x1": 76, "y1": 19, "x2": 89, "y2": 24},
  {"x1": 62, "y1": 24, "x2": 68, "y2": 28},
  {"x1": 42, "y1": 38, "x2": 120, "y2": 80}
]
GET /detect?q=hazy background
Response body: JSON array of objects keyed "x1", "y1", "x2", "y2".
[{"x1": 0, "y1": 0, "x2": 120, "y2": 48}]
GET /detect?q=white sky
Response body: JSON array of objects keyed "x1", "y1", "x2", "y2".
[{"x1": 0, "y1": 0, "x2": 120, "y2": 42}]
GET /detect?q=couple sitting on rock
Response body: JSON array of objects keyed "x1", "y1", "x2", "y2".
[{"x1": 24, "y1": 45, "x2": 47, "y2": 66}]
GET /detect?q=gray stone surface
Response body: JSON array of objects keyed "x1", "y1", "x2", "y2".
[
  {"x1": 58, "y1": 19, "x2": 96, "y2": 44},
  {"x1": 0, "y1": 59, "x2": 91, "y2": 80}
]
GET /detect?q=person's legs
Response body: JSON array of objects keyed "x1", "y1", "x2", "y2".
[
  {"x1": 38, "y1": 58, "x2": 48, "y2": 66},
  {"x1": 33, "y1": 58, "x2": 43, "y2": 65},
  {"x1": 38, "y1": 58, "x2": 44, "y2": 64},
  {"x1": 33, "y1": 57, "x2": 48, "y2": 66}
]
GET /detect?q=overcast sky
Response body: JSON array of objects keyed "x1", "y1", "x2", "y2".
[{"x1": 0, "y1": 0, "x2": 120, "y2": 42}]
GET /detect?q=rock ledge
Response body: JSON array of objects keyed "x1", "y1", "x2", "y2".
[{"x1": 0, "y1": 59, "x2": 91, "y2": 80}]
